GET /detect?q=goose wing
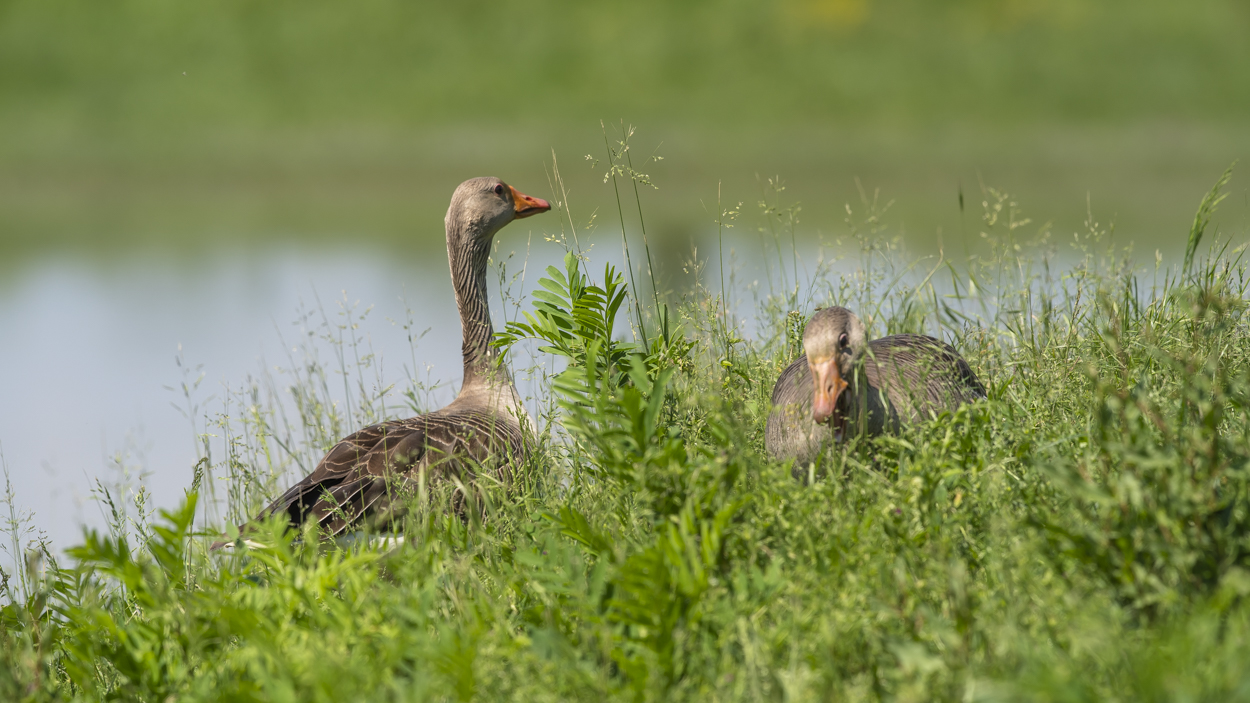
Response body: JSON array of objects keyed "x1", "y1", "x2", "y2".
[
  {"x1": 250, "y1": 408, "x2": 525, "y2": 538},
  {"x1": 766, "y1": 356, "x2": 831, "y2": 465},
  {"x1": 865, "y1": 334, "x2": 985, "y2": 421}
]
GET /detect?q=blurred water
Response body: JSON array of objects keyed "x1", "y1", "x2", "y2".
[{"x1": 0, "y1": 245, "x2": 564, "y2": 553}]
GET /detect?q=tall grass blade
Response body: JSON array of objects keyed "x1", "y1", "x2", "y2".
[{"x1": 1184, "y1": 162, "x2": 1235, "y2": 278}]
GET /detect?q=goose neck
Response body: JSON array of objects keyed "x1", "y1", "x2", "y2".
[{"x1": 447, "y1": 220, "x2": 505, "y2": 389}]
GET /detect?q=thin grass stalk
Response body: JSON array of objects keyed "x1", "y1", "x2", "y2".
[
  {"x1": 717, "y1": 180, "x2": 730, "y2": 363},
  {"x1": 622, "y1": 143, "x2": 663, "y2": 335},
  {"x1": 546, "y1": 149, "x2": 583, "y2": 258},
  {"x1": 602, "y1": 121, "x2": 648, "y2": 348}
]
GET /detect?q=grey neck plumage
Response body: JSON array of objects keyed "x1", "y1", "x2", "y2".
[{"x1": 446, "y1": 215, "x2": 506, "y2": 391}]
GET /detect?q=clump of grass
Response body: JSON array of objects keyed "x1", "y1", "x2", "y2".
[{"x1": 2, "y1": 160, "x2": 1249, "y2": 702}]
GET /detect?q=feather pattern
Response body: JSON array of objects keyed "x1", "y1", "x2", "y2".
[{"x1": 255, "y1": 404, "x2": 526, "y2": 536}]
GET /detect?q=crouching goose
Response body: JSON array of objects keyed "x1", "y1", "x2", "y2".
[
  {"x1": 214, "y1": 177, "x2": 550, "y2": 547},
  {"x1": 765, "y1": 306, "x2": 985, "y2": 469}
]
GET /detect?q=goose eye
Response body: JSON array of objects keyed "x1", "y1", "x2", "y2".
[{"x1": 493, "y1": 184, "x2": 505, "y2": 195}]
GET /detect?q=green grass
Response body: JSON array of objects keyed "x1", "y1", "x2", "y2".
[{"x1": 3, "y1": 163, "x2": 1250, "y2": 701}]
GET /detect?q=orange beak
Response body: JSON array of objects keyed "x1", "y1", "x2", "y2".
[
  {"x1": 510, "y1": 185, "x2": 551, "y2": 219},
  {"x1": 809, "y1": 357, "x2": 848, "y2": 425}
]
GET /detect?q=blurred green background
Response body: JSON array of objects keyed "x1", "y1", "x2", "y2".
[{"x1": 2, "y1": 0, "x2": 1249, "y2": 262}]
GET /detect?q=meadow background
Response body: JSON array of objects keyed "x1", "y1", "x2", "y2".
[
  {"x1": 4, "y1": 0, "x2": 1250, "y2": 259},
  {"x1": 3, "y1": 0, "x2": 1250, "y2": 699}
]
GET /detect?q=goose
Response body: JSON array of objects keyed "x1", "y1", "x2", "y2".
[
  {"x1": 215, "y1": 177, "x2": 550, "y2": 547},
  {"x1": 765, "y1": 306, "x2": 985, "y2": 469}
]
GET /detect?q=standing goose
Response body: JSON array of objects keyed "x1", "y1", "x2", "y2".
[
  {"x1": 766, "y1": 306, "x2": 985, "y2": 468},
  {"x1": 217, "y1": 177, "x2": 550, "y2": 546}
]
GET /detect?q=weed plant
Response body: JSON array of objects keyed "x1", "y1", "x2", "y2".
[{"x1": 2, "y1": 159, "x2": 1250, "y2": 702}]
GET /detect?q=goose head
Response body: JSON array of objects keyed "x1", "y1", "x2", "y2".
[
  {"x1": 802, "y1": 306, "x2": 867, "y2": 427},
  {"x1": 446, "y1": 177, "x2": 550, "y2": 243}
]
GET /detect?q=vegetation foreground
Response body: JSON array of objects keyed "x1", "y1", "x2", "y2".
[{"x1": 3, "y1": 163, "x2": 1250, "y2": 701}]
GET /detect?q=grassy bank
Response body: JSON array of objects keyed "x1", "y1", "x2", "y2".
[
  {"x1": 2, "y1": 163, "x2": 1250, "y2": 701},
  {"x1": 4, "y1": 121, "x2": 1249, "y2": 272},
  {"x1": 5, "y1": 0, "x2": 1249, "y2": 129}
]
